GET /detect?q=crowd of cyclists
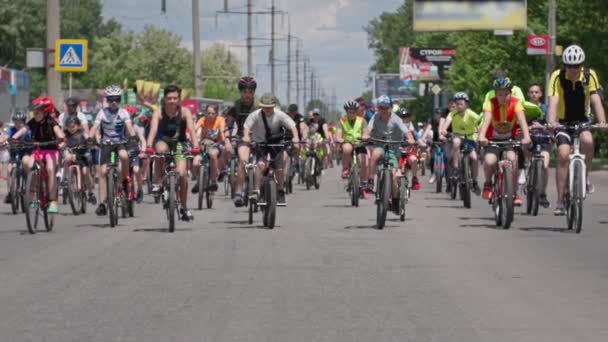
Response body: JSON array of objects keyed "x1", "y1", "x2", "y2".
[{"x1": 0, "y1": 44, "x2": 606, "y2": 231}]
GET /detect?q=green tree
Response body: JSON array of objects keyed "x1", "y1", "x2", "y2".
[{"x1": 201, "y1": 43, "x2": 241, "y2": 100}]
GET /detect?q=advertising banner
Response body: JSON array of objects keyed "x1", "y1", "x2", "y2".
[
  {"x1": 374, "y1": 74, "x2": 417, "y2": 101},
  {"x1": 413, "y1": 0, "x2": 527, "y2": 32},
  {"x1": 399, "y1": 47, "x2": 455, "y2": 81},
  {"x1": 527, "y1": 35, "x2": 550, "y2": 55}
]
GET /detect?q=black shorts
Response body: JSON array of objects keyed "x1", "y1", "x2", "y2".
[
  {"x1": 99, "y1": 144, "x2": 126, "y2": 165},
  {"x1": 483, "y1": 145, "x2": 518, "y2": 160},
  {"x1": 555, "y1": 129, "x2": 590, "y2": 147},
  {"x1": 254, "y1": 145, "x2": 285, "y2": 165},
  {"x1": 341, "y1": 142, "x2": 367, "y2": 155}
]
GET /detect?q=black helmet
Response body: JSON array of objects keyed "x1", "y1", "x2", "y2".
[
  {"x1": 238, "y1": 76, "x2": 257, "y2": 91},
  {"x1": 398, "y1": 108, "x2": 410, "y2": 118},
  {"x1": 288, "y1": 104, "x2": 298, "y2": 112},
  {"x1": 65, "y1": 115, "x2": 81, "y2": 127},
  {"x1": 65, "y1": 97, "x2": 79, "y2": 106}
]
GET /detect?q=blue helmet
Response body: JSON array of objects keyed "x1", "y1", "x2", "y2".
[{"x1": 377, "y1": 95, "x2": 392, "y2": 107}]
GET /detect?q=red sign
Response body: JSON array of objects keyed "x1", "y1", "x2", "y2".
[
  {"x1": 0, "y1": 67, "x2": 9, "y2": 82},
  {"x1": 527, "y1": 35, "x2": 550, "y2": 56}
]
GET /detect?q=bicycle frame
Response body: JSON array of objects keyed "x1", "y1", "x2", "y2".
[{"x1": 568, "y1": 128, "x2": 587, "y2": 200}]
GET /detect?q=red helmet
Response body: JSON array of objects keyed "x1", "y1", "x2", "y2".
[
  {"x1": 238, "y1": 76, "x2": 257, "y2": 91},
  {"x1": 123, "y1": 105, "x2": 137, "y2": 117},
  {"x1": 32, "y1": 96, "x2": 55, "y2": 114}
]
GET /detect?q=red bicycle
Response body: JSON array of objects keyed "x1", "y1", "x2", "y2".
[{"x1": 24, "y1": 141, "x2": 60, "y2": 234}]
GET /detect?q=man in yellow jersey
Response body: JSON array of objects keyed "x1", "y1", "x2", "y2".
[
  {"x1": 547, "y1": 45, "x2": 607, "y2": 215},
  {"x1": 440, "y1": 92, "x2": 481, "y2": 195}
]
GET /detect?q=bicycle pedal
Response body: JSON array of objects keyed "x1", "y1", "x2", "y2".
[
  {"x1": 257, "y1": 202, "x2": 267, "y2": 206},
  {"x1": 277, "y1": 203, "x2": 287, "y2": 207}
]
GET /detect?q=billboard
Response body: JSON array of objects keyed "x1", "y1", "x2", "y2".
[
  {"x1": 399, "y1": 48, "x2": 455, "y2": 81},
  {"x1": 413, "y1": 0, "x2": 527, "y2": 32},
  {"x1": 527, "y1": 35, "x2": 550, "y2": 55},
  {"x1": 374, "y1": 74, "x2": 418, "y2": 101}
]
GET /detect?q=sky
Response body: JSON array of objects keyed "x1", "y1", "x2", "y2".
[{"x1": 100, "y1": 0, "x2": 404, "y2": 108}]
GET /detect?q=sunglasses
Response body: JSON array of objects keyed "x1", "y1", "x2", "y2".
[
  {"x1": 107, "y1": 96, "x2": 121, "y2": 103},
  {"x1": 566, "y1": 64, "x2": 582, "y2": 69}
]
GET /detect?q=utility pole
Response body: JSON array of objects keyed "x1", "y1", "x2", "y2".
[
  {"x1": 192, "y1": 0, "x2": 203, "y2": 97},
  {"x1": 303, "y1": 59, "x2": 308, "y2": 111},
  {"x1": 546, "y1": 0, "x2": 556, "y2": 104},
  {"x1": 295, "y1": 41, "x2": 300, "y2": 110},
  {"x1": 286, "y1": 15, "x2": 291, "y2": 105},
  {"x1": 310, "y1": 69, "x2": 315, "y2": 103},
  {"x1": 270, "y1": 0, "x2": 276, "y2": 95},
  {"x1": 247, "y1": 0, "x2": 253, "y2": 76},
  {"x1": 47, "y1": 0, "x2": 61, "y2": 103}
]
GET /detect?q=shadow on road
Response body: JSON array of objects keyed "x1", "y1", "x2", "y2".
[
  {"x1": 75, "y1": 223, "x2": 115, "y2": 228},
  {"x1": 209, "y1": 220, "x2": 251, "y2": 225},
  {"x1": 426, "y1": 205, "x2": 463, "y2": 209},
  {"x1": 322, "y1": 204, "x2": 353, "y2": 208},
  {"x1": 345, "y1": 224, "x2": 400, "y2": 229},
  {"x1": 519, "y1": 227, "x2": 573, "y2": 234},
  {"x1": 133, "y1": 227, "x2": 194, "y2": 233},
  {"x1": 459, "y1": 223, "x2": 502, "y2": 229},
  {"x1": 458, "y1": 216, "x2": 495, "y2": 221},
  {"x1": 226, "y1": 225, "x2": 279, "y2": 229},
  {"x1": 423, "y1": 197, "x2": 459, "y2": 201}
]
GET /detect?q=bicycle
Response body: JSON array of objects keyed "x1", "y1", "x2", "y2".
[
  {"x1": 396, "y1": 143, "x2": 415, "y2": 222},
  {"x1": 285, "y1": 143, "x2": 298, "y2": 195},
  {"x1": 486, "y1": 140, "x2": 521, "y2": 229},
  {"x1": 63, "y1": 144, "x2": 91, "y2": 215},
  {"x1": 151, "y1": 147, "x2": 194, "y2": 233},
  {"x1": 255, "y1": 141, "x2": 287, "y2": 229},
  {"x1": 100, "y1": 140, "x2": 128, "y2": 228},
  {"x1": 555, "y1": 123, "x2": 599, "y2": 233},
  {"x1": 24, "y1": 141, "x2": 59, "y2": 234},
  {"x1": 431, "y1": 141, "x2": 446, "y2": 193},
  {"x1": 370, "y1": 137, "x2": 404, "y2": 229},
  {"x1": 448, "y1": 134, "x2": 476, "y2": 209},
  {"x1": 525, "y1": 129, "x2": 552, "y2": 216},
  {"x1": 7, "y1": 141, "x2": 27, "y2": 215},
  {"x1": 226, "y1": 137, "x2": 239, "y2": 199},
  {"x1": 344, "y1": 141, "x2": 366, "y2": 208},
  {"x1": 304, "y1": 140, "x2": 322, "y2": 190},
  {"x1": 196, "y1": 144, "x2": 215, "y2": 210}
]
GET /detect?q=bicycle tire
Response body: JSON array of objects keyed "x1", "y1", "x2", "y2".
[
  {"x1": 305, "y1": 158, "x2": 313, "y2": 190},
  {"x1": 168, "y1": 174, "x2": 176, "y2": 232},
  {"x1": 9, "y1": 168, "x2": 18, "y2": 214},
  {"x1": 532, "y1": 159, "x2": 543, "y2": 216},
  {"x1": 25, "y1": 170, "x2": 40, "y2": 234},
  {"x1": 399, "y1": 177, "x2": 407, "y2": 221},
  {"x1": 120, "y1": 182, "x2": 128, "y2": 219},
  {"x1": 42, "y1": 175, "x2": 53, "y2": 232},
  {"x1": 80, "y1": 186, "x2": 87, "y2": 214},
  {"x1": 264, "y1": 179, "x2": 277, "y2": 229},
  {"x1": 462, "y1": 159, "x2": 471, "y2": 209},
  {"x1": 107, "y1": 171, "x2": 116, "y2": 228},
  {"x1": 376, "y1": 169, "x2": 391, "y2": 229},
  {"x1": 314, "y1": 157, "x2": 321, "y2": 189},
  {"x1": 573, "y1": 162, "x2": 584, "y2": 233},
  {"x1": 435, "y1": 156, "x2": 443, "y2": 193},
  {"x1": 205, "y1": 165, "x2": 214, "y2": 209},
  {"x1": 501, "y1": 163, "x2": 514, "y2": 229},
  {"x1": 493, "y1": 175, "x2": 502, "y2": 227},
  {"x1": 67, "y1": 168, "x2": 79, "y2": 215},
  {"x1": 146, "y1": 159, "x2": 154, "y2": 194},
  {"x1": 525, "y1": 163, "x2": 534, "y2": 215},
  {"x1": 450, "y1": 174, "x2": 458, "y2": 199},
  {"x1": 197, "y1": 165, "x2": 206, "y2": 210},
  {"x1": 351, "y1": 166, "x2": 360, "y2": 207},
  {"x1": 229, "y1": 159, "x2": 236, "y2": 198}
]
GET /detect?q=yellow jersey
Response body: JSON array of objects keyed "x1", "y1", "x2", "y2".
[{"x1": 548, "y1": 67, "x2": 600, "y2": 121}]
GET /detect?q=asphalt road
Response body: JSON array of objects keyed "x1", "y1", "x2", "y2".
[{"x1": 1, "y1": 167, "x2": 608, "y2": 342}]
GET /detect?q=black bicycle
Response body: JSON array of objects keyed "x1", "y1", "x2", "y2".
[
  {"x1": 7, "y1": 141, "x2": 27, "y2": 215},
  {"x1": 370, "y1": 138, "x2": 404, "y2": 229},
  {"x1": 254, "y1": 141, "x2": 287, "y2": 229},
  {"x1": 525, "y1": 129, "x2": 552, "y2": 216}
]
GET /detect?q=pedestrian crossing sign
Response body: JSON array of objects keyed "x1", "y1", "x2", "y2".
[{"x1": 55, "y1": 39, "x2": 88, "y2": 72}]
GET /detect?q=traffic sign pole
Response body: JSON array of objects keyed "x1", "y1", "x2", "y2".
[{"x1": 68, "y1": 73, "x2": 72, "y2": 97}]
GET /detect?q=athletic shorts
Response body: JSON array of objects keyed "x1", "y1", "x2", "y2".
[{"x1": 99, "y1": 144, "x2": 126, "y2": 165}]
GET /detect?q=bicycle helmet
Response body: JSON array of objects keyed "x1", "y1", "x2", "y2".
[
  {"x1": 343, "y1": 100, "x2": 359, "y2": 111},
  {"x1": 452, "y1": 92, "x2": 469, "y2": 102},
  {"x1": 11, "y1": 111, "x2": 27, "y2": 122},
  {"x1": 492, "y1": 77, "x2": 513, "y2": 90},
  {"x1": 65, "y1": 97, "x2": 79, "y2": 106},
  {"x1": 123, "y1": 105, "x2": 137, "y2": 117},
  {"x1": 65, "y1": 115, "x2": 81, "y2": 127},
  {"x1": 398, "y1": 108, "x2": 410, "y2": 118},
  {"x1": 288, "y1": 104, "x2": 298, "y2": 112},
  {"x1": 376, "y1": 95, "x2": 392, "y2": 107},
  {"x1": 562, "y1": 45, "x2": 585, "y2": 65},
  {"x1": 104, "y1": 85, "x2": 123, "y2": 96},
  {"x1": 32, "y1": 96, "x2": 55, "y2": 114},
  {"x1": 238, "y1": 76, "x2": 257, "y2": 91}
]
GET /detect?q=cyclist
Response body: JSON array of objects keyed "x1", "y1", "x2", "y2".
[
  {"x1": 439, "y1": 92, "x2": 481, "y2": 195},
  {"x1": 89, "y1": 85, "x2": 137, "y2": 216},
  {"x1": 307, "y1": 108, "x2": 333, "y2": 169},
  {"x1": 286, "y1": 103, "x2": 308, "y2": 177},
  {"x1": 482, "y1": 70, "x2": 526, "y2": 107},
  {"x1": 58, "y1": 97, "x2": 89, "y2": 134},
  {"x1": 478, "y1": 77, "x2": 531, "y2": 205},
  {"x1": 527, "y1": 83, "x2": 548, "y2": 118},
  {"x1": 25, "y1": 96, "x2": 66, "y2": 213},
  {"x1": 192, "y1": 103, "x2": 228, "y2": 194},
  {"x1": 1, "y1": 111, "x2": 31, "y2": 204},
  {"x1": 547, "y1": 45, "x2": 607, "y2": 215},
  {"x1": 242, "y1": 93, "x2": 299, "y2": 205},
  {"x1": 355, "y1": 97, "x2": 374, "y2": 122},
  {"x1": 424, "y1": 107, "x2": 446, "y2": 184},
  {"x1": 364, "y1": 95, "x2": 415, "y2": 206},
  {"x1": 62, "y1": 116, "x2": 95, "y2": 203},
  {"x1": 123, "y1": 105, "x2": 146, "y2": 203},
  {"x1": 146, "y1": 84, "x2": 200, "y2": 221},
  {"x1": 335, "y1": 100, "x2": 370, "y2": 199},
  {"x1": 225, "y1": 76, "x2": 258, "y2": 207},
  {"x1": 396, "y1": 108, "x2": 421, "y2": 190}
]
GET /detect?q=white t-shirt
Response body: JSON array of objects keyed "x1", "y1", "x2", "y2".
[
  {"x1": 58, "y1": 111, "x2": 88, "y2": 128},
  {"x1": 244, "y1": 108, "x2": 296, "y2": 143}
]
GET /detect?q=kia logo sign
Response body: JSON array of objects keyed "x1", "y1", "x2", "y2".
[{"x1": 530, "y1": 37, "x2": 546, "y2": 47}]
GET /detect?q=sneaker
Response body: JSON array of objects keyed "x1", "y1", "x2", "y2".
[
  {"x1": 482, "y1": 182, "x2": 493, "y2": 200},
  {"x1": 136, "y1": 189, "x2": 144, "y2": 204},
  {"x1": 96, "y1": 203, "x2": 107, "y2": 216},
  {"x1": 360, "y1": 188, "x2": 372, "y2": 200},
  {"x1": 233, "y1": 193, "x2": 245, "y2": 208},
  {"x1": 341, "y1": 167, "x2": 349, "y2": 179},
  {"x1": 554, "y1": 202, "x2": 566, "y2": 216},
  {"x1": 586, "y1": 179, "x2": 595, "y2": 194},
  {"x1": 428, "y1": 174, "x2": 436, "y2": 184},
  {"x1": 411, "y1": 177, "x2": 421, "y2": 190},
  {"x1": 191, "y1": 183, "x2": 199, "y2": 194},
  {"x1": 518, "y1": 169, "x2": 526, "y2": 185},
  {"x1": 208, "y1": 181, "x2": 218, "y2": 192},
  {"x1": 277, "y1": 189, "x2": 286, "y2": 204},
  {"x1": 47, "y1": 201, "x2": 58, "y2": 213},
  {"x1": 181, "y1": 208, "x2": 194, "y2": 221},
  {"x1": 513, "y1": 195, "x2": 523, "y2": 207},
  {"x1": 540, "y1": 194, "x2": 550, "y2": 208},
  {"x1": 472, "y1": 181, "x2": 481, "y2": 196},
  {"x1": 151, "y1": 184, "x2": 161, "y2": 194},
  {"x1": 88, "y1": 192, "x2": 97, "y2": 205}
]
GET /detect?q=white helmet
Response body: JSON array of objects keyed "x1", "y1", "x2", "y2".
[
  {"x1": 104, "y1": 84, "x2": 123, "y2": 96},
  {"x1": 562, "y1": 45, "x2": 585, "y2": 65}
]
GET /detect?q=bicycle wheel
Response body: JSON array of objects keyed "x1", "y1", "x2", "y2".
[
  {"x1": 572, "y1": 162, "x2": 584, "y2": 233},
  {"x1": 168, "y1": 174, "x2": 176, "y2": 232},
  {"x1": 530, "y1": 160, "x2": 543, "y2": 216},
  {"x1": 264, "y1": 179, "x2": 277, "y2": 229},
  {"x1": 9, "y1": 168, "x2": 18, "y2": 214},
  {"x1": 147, "y1": 159, "x2": 154, "y2": 194},
  {"x1": 107, "y1": 172, "x2": 116, "y2": 228},
  {"x1": 66, "y1": 168, "x2": 79, "y2": 215},
  {"x1": 80, "y1": 187, "x2": 87, "y2": 214},
  {"x1": 462, "y1": 160, "x2": 471, "y2": 209},
  {"x1": 41, "y1": 175, "x2": 53, "y2": 232},
  {"x1": 420, "y1": 159, "x2": 426, "y2": 176},
  {"x1": 435, "y1": 156, "x2": 443, "y2": 193},
  {"x1": 25, "y1": 170, "x2": 40, "y2": 234},
  {"x1": 493, "y1": 175, "x2": 502, "y2": 227},
  {"x1": 314, "y1": 158, "x2": 321, "y2": 189},
  {"x1": 501, "y1": 163, "x2": 514, "y2": 229},
  {"x1": 398, "y1": 177, "x2": 407, "y2": 222},
  {"x1": 350, "y1": 166, "x2": 360, "y2": 207},
  {"x1": 229, "y1": 159, "x2": 236, "y2": 198},
  {"x1": 205, "y1": 165, "x2": 214, "y2": 208},
  {"x1": 376, "y1": 169, "x2": 391, "y2": 229},
  {"x1": 450, "y1": 173, "x2": 458, "y2": 199},
  {"x1": 305, "y1": 158, "x2": 313, "y2": 190},
  {"x1": 197, "y1": 165, "x2": 206, "y2": 210}
]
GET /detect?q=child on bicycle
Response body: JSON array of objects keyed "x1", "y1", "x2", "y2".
[
  {"x1": 63, "y1": 116, "x2": 96, "y2": 204},
  {"x1": 1, "y1": 111, "x2": 31, "y2": 204},
  {"x1": 396, "y1": 108, "x2": 422, "y2": 190}
]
